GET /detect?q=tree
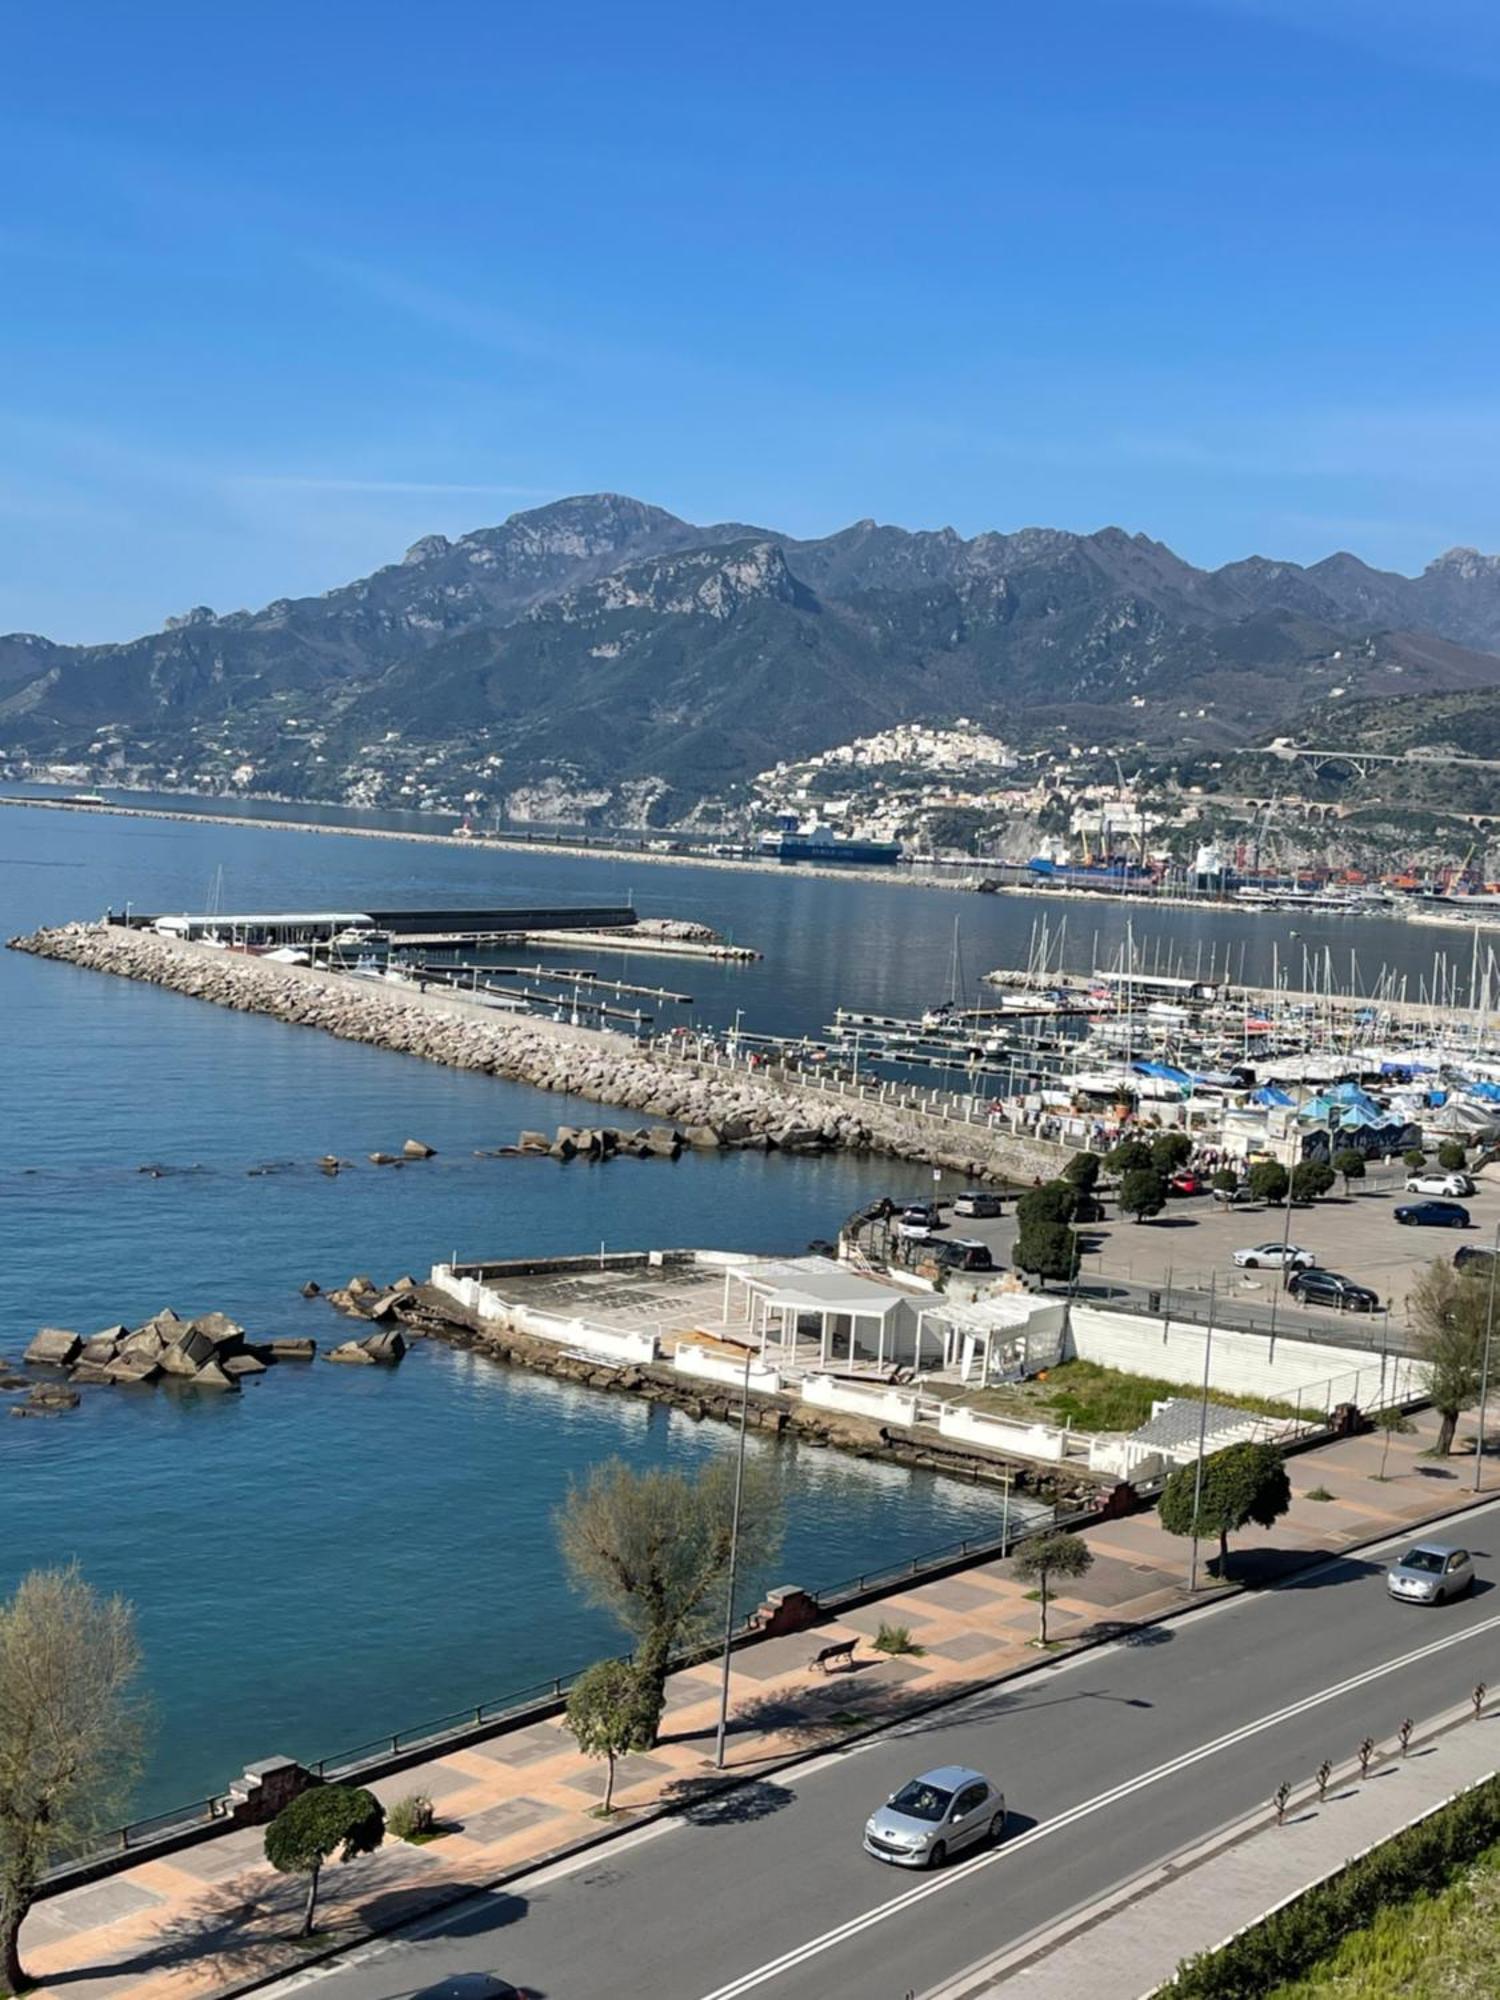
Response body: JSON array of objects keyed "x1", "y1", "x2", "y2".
[
  {"x1": 1107, "y1": 1138, "x2": 1152, "y2": 1177},
  {"x1": 1063, "y1": 1151, "x2": 1101, "y2": 1193},
  {"x1": 1150, "y1": 1131, "x2": 1193, "y2": 1177},
  {"x1": 264, "y1": 1785, "x2": 384, "y2": 1937},
  {"x1": 1211, "y1": 1168, "x2": 1239, "y2": 1195},
  {"x1": 1439, "y1": 1140, "x2": 1470, "y2": 1173},
  {"x1": 1404, "y1": 1148, "x2": 1428, "y2": 1172},
  {"x1": 558, "y1": 1458, "x2": 783, "y2": 1742},
  {"x1": 1013, "y1": 1217, "x2": 1080, "y2": 1282},
  {"x1": 1119, "y1": 1168, "x2": 1168, "y2": 1223},
  {"x1": 1291, "y1": 1160, "x2": 1336, "y2": 1205},
  {"x1": 1411, "y1": 1259, "x2": 1491, "y2": 1456},
  {"x1": 0, "y1": 1566, "x2": 144, "y2": 1993},
  {"x1": 1372, "y1": 1405, "x2": 1416, "y2": 1481},
  {"x1": 1247, "y1": 1159, "x2": 1289, "y2": 1206},
  {"x1": 564, "y1": 1660, "x2": 655, "y2": 1814},
  {"x1": 1013, "y1": 1532, "x2": 1094, "y2": 1645},
  {"x1": 1017, "y1": 1180, "x2": 1077, "y2": 1229},
  {"x1": 1333, "y1": 1148, "x2": 1366, "y2": 1196},
  {"x1": 1158, "y1": 1441, "x2": 1291, "y2": 1575}
]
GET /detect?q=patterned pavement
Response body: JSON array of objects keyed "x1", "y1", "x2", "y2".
[{"x1": 18, "y1": 1406, "x2": 1483, "y2": 2000}]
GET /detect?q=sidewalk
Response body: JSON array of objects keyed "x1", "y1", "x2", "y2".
[
  {"x1": 933, "y1": 1700, "x2": 1500, "y2": 1998},
  {"x1": 18, "y1": 1407, "x2": 1488, "y2": 2000}
]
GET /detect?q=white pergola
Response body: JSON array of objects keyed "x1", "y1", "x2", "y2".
[
  {"x1": 722, "y1": 1259, "x2": 914, "y2": 1373},
  {"x1": 913, "y1": 1295, "x2": 1062, "y2": 1382}
]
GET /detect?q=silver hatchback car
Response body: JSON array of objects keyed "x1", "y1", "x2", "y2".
[
  {"x1": 1386, "y1": 1542, "x2": 1475, "y2": 1605},
  {"x1": 863, "y1": 1764, "x2": 1005, "y2": 1868}
]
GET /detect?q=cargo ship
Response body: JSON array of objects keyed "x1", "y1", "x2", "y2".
[
  {"x1": 1027, "y1": 851, "x2": 1154, "y2": 886},
  {"x1": 758, "y1": 817, "x2": 902, "y2": 866}
]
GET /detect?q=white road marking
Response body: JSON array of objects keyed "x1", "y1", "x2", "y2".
[{"x1": 694, "y1": 1608, "x2": 1500, "y2": 1998}]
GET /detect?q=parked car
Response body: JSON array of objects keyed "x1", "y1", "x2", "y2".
[
  {"x1": 863, "y1": 1765, "x2": 1006, "y2": 1868},
  {"x1": 410, "y1": 1978, "x2": 530, "y2": 2000},
  {"x1": 1287, "y1": 1268, "x2": 1379, "y2": 1312},
  {"x1": 1394, "y1": 1200, "x2": 1471, "y2": 1229},
  {"x1": 1455, "y1": 1243, "x2": 1498, "y2": 1272},
  {"x1": 1211, "y1": 1183, "x2": 1255, "y2": 1206},
  {"x1": 930, "y1": 1238, "x2": 995, "y2": 1273},
  {"x1": 952, "y1": 1191, "x2": 1004, "y2": 1219},
  {"x1": 1232, "y1": 1242, "x2": 1317, "y2": 1270},
  {"x1": 896, "y1": 1211, "x2": 936, "y2": 1240},
  {"x1": 1405, "y1": 1172, "x2": 1476, "y2": 1198},
  {"x1": 1386, "y1": 1542, "x2": 1475, "y2": 1605},
  {"x1": 1169, "y1": 1170, "x2": 1208, "y2": 1196}
]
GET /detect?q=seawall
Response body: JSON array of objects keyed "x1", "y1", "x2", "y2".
[{"x1": 8, "y1": 922, "x2": 1072, "y2": 1181}]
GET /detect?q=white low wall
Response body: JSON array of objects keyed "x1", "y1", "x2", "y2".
[
  {"x1": 430, "y1": 1266, "x2": 658, "y2": 1364},
  {"x1": 1088, "y1": 1437, "x2": 1165, "y2": 1481},
  {"x1": 673, "y1": 1345, "x2": 783, "y2": 1395},
  {"x1": 801, "y1": 1374, "x2": 920, "y2": 1427},
  {"x1": 1070, "y1": 1305, "x2": 1420, "y2": 1407},
  {"x1": 937, "y1": 1404, "x2": 1070, "y2": 1462}
]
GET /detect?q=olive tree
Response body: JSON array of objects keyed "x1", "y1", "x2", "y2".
[
  {"x1": 1411, "y1": 1258, "x2": 1492, "y2": 1456},
  {"x1": 558, "y1": 1458, "x2": 783, "y2": 1742},
  {"x1": 264, "y1": 1785, "x2": 384, "y2": 1937},
  {"x1": 1013, "y1": 1532, "x2": 1094, "y2": 1645},
  {"x1": 0, "y1": 1566, "x2": 145, "y2": 1993},
  {"x1": 564, "y1": 1660, "x2": 655, "y2": 1814},
  {"x1": 1158, "y1": 1441, "x2": 1291, "y2": 1576}
]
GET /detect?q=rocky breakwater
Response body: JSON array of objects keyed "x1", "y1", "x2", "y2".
[
  {"x1": 8, "y1": 923, "x2": 1066, "y2": 1179},
  {"x1": 9, "y1": 1311, "x2": 319, "y2": 1415}
]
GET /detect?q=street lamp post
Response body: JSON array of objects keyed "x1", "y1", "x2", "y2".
[
  {"x1": 714, "y1": 1346, "x2": 754, "y2": 1770},
  {"x1": 1188, "y1": 1275, "x2": 1218, "y2": 1594},
  {"x1": 1474, "y1": 1223, "x2": 1500, "y2": 1493}
]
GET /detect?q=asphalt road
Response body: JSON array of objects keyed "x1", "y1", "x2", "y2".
[{"x1": 261, "y1": 1497, "x2": 1500, "y2": 2000}]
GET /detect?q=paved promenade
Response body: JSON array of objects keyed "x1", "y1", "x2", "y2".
[{"x1": 18, "y1": 1407, "x2": 1488, "y2": 2000}]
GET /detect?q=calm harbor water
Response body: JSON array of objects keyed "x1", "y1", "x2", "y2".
[{"x1": 1, "y1": 795, "x2": 1474, "y2": 1815}]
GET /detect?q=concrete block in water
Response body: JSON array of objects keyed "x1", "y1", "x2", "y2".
[
  {"x1": 25, "y1": 1327, "x2": 80, "y2": 1367},
  {"x1": 267, "y1": 1337, "x2": 317, "y2": 1360}
]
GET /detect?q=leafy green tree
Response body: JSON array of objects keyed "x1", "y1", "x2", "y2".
[
  {"x1": 1013, "y1": 1532, "x2": 1095, "y2": 1645},
  {"x1": 1063, "y1": 1151, "x2": 1101, "y2": 1193},
  {"x1": 1247, "y1": 1159, "x2": 1290, "y2": 1205},
  {"x1": 558, "y1": 1458, "x2": 783, "y2": 1742},
  {"x1": 1439, "y1": 1140, "x2": 1470, "y2": 1173},
  {"x1": 1211, "y1": 1168, "x2": 1239, "y2": 1195},
  {"x1": 1411, "y1": 1259, "x2": 1491, "y2": 1456},
  {"x1": 1404, "y1": 1148, "x2": 1428, "y2": 1172},
  {"x1": 1150, "y1": 1131, "x2": 1193, "y2": 1176},
  {"x1": 564, "y1": 1660, "x2": 655, "y2": 1814},
  {"x1": 1291, "y1": 1160, "x2": 1336, "y2": 1205},
  {"x1": 1013, "y1": 1219, "x2": 1081, "y2": 1283},
  {"x1": 1158, "y1": 1441, "x2": 1292, "y2": 1575},
  {"x1": 0, "y1": 1567, "x2": 145, "y2": 1994},
  {"x1": 1106, "y1": 1138, "x2": 1152, "y2": 1177},
  {"x1": 1017, "y1": 1180, "x2": 1077, "y2": 1229},
  {"x1": 1119, "y1": 1168, "x2": 1168, "y2": 1223},
  {"x1": 1333, "y1": 1148, "x2": 1366, "y2": 1195},
  {"x1": 264, "y1": 1785, "x2": 384, "y2": 1937}
]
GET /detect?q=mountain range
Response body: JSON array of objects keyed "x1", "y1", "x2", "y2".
[{"x1": 5, "y1": 493, "x2": 1500, "y2": 813}]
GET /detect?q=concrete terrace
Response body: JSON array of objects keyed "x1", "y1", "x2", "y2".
[{"x1": 16, "y1": 1405, "x2": 1487, "y2": 2000}]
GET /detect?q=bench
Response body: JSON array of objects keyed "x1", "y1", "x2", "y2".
[{"x1": 810, "y1": 1638, "x2": 857, "y2": 1674}]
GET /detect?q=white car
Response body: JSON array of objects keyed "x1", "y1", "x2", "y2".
[
  {"x1": 1405, "y1": 1172, "x2": 1475, "y2": 1198},
  {"x1": 897, "y1": 1213, "x2": 935, "y2": 1240},
  {"x1": 1233, "y1": 1242, "x2": 1316, "y2": 1270}
]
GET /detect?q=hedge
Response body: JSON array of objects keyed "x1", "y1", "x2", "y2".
[{"x1": 1165, "y1": 1768, "x2": 1500, "y2": 1997}]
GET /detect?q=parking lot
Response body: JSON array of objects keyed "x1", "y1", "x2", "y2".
[{"x1": 870, "y1": 1168, "x2": 1500, "y2": 1346}]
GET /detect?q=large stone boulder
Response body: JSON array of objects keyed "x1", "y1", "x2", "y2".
[
  {"x1": 327, "y1": 1339, "x2": 377, "y2": 1365},
  {"x1": 362, "y1": 1328, "x2": 407, "y2": 1365},
  {"x1": 187, "y1": 1359, "x2": 239, "y2": 1392},
  {"x1": 517, "y1": 1130, "x2": 550, "y2": 1153},
  {"x1": 159, "y1": 1328, "x2": 219, "y2": 1376},
  {"x1": 223, "y1": 1352, "x2": 268, "y2": 1377},
  {"x1": 25, "y1": 1382, "x2": 80, "y2": 1412},
  {"x1": 80, "y1": 1328, "x2": 127, "y2": 1365},
  {"x1": 106, "y1": 1351, "x2": 162, "y2": 1385},
  {"x1": 401, "y1": 1138, "x2": 436, "y2": 1159},
  {"x1": 119, "y1": 1326, "x2": 167, "y2": 1360},
  {"x1": 683, "y1": 1124, "x2": 724, "y2": 1150},
  {"x1": 644, "y1": 1126, "x2": 683, "y2": 1159},
  {"x1": 187, "y1": 1312, "x2": 245, "y2": 1351},
  {"x1": 25, "y1": 1327, "x2": 80, "y2": 1368},
  {"x1": 267, "y1": 1336, "x2": 317, "y2": 1360}
]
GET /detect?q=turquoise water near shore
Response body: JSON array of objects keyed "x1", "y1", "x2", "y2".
[{"x1": 2, "y1": 798, "x2": 1458, "y2": 1817}]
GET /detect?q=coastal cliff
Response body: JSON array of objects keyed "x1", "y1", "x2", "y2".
[{"x1": 8, "y1": 923, "x2": 1070, "y2": 1181}]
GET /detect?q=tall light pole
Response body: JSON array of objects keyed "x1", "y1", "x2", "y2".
[
  {"x1": 1188, "y1": 1275, "x2": 1218, "y2": 1594},
  {"x1": 1474, "y1": 1222, "x2": 1500, "y2": 1493},
  {"x1": 714, "y1": 1346, "x2": 754, "y2": 1769}
]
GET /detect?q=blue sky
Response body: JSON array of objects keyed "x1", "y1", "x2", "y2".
[{"x1": 4, "y1": 0, "x2": 1499, "y2": 641}]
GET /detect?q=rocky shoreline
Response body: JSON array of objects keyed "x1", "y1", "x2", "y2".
[{"x1": 9, "y1": 923, "x2": 1070, "y2": 1180}]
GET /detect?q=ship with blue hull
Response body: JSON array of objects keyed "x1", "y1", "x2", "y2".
[
  {"x1": 758, "y1": 817, "x2": 902, "y2": 866},
  {"x1": 1027, "y1": 852, "x2": 1155, "y2": 887}
]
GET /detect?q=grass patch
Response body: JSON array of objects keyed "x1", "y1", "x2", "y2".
[
  {"x1": 872, "y1": 1621, "x2": 925, "y2": 1656},
  {"x1": 951, "y1": 1359, "x2": 1304, "y2": 1434},
  {"x1": 1305, "y1": 1486, "x2": 1335, "y2": 1502},
  {"x1": 1268, "y1": 1841, "x2": 1500, "y2": 1996},
  {"x1": 826, "y1": 1711, "x2": 868, "y2": 1729}
]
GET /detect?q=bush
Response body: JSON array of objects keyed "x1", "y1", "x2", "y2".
[
  {"x1": 1439, "y1": 1139, "x2": 1470, "y2": 1172},
  {"x1": 1211, "y1": 1168, "x2": 1239, "y2": 1194},
  {"x1": 872, "y1": 1622, "x2": 924, "y2": 1656},
  {"x1": 1333, "y1": 1148, "x2": 1366, "y2": 1192},
  {"x1": 1063, "y1": 1151, "x2": 1101, "y2": 1192},
  {"x1": 1013, "y1": 1219, "x2": 1080, "y2": 1282},
  {"x1": 1247, "y1": 1159, "x2": 1289, "y2": 1205},
  {"x1": 386, "y1": 1794, "x2": 435, "y2": 1842},
  {"x1": 1405, "y1": 1148, "x2": 1428, "y2": 1172},
  {"x1": 1291, "y1": 1160, "x2": 1336, "y2": 1204},
  {"x1": 1166, "y1": 1771, "x2": 1500, "y2": 1997},
  {"x1": 1119, "y1": 1168, "x2": 1168, "y2": 1223},
  {"x1": 1150, "y1": 1132, "x2": 1193, "y2": 1176}
]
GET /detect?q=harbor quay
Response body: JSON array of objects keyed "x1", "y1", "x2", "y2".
[{"x1": 6, "y1": 922, "x2": 1073, "y2": 1181}]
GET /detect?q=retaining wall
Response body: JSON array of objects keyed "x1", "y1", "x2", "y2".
[{"x1": 1069, "y1": 1305, "x2": 1425, "y2": 1407}]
